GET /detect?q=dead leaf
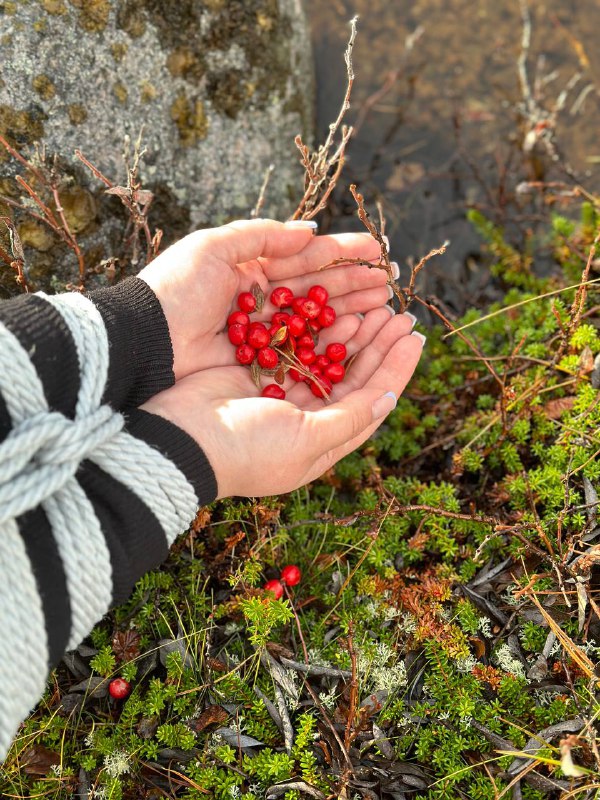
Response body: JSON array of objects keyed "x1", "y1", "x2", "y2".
[
  {"x1": 189, "y1": 705, "x2": 229, "y2": 733},
  {"x1": 112, "y1": 629, "x2": 141, "y2": 663},
  {"x1": 544, "y1": 396, "x2": 576, "y2": 419},
  {"x1": 21, "y1": 745, "x2": 60, "y2": 775},
  {"x1": 251, "y1": 281, "x2": 265, "y2": 312},
  {"x1": 579, "y1": 345, "x2": 595, "y2": 373}
]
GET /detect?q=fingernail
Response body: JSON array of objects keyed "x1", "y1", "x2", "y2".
[
  {"x1": 286, "y1": 219, "x2": 318, "y2": 232},
  {"x1": 391, "y1": 260, "x2": 400, "y2": 279},
  {"x1": 411, "y1": 330, "x2": 427, "y2": 345},
  {"x1": 382, "y1": 235, "x2": 391, "y2": 250},
  {"x1": 384, "y1": 304, "x2": 395, "y2": 316},
  {"x1": 355, "y1": 312, "x2": 365, "y2": 320},
  {"x1": 403, "y1": 311, "x2": 417, "y2": 328},
  {"x1": 386, "y1": 284, "x2": 394, "y2": 300},
  {"x1": 372, "y1": 391, "x2": 397, "y2": 420}
]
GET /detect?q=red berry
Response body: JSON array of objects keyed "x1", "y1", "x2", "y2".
[
  {"x1": 315, "y1": 354, "x2": 330, "y2": 371},
  {"x1": 318, "y1": 305, "x2": 336, "y2": 328},
  {"x1": 298, "y1": 298, "x2": 322, "y2": 320},
  {"x1": 262, "y1": 384, "x2": 286, "y2": 400},
  {"x1": 326, "y1": 342, "x2": 347, "y2": 363},
  {"x1": 309, "y1": 365, "x2": 322, "y2": 379},
  {"x1": 236, "y1": 344, "x2": 256, "y2": 365},
  {"x1": 270, "y1": 286, "x2": 294, "y2": 308},
  {"x1": 264, "y1": 579, "x2": 284, "y2": 599},
  {"x1": 280, "y1": 564, "x2": 301, "y2": 586},
  {"x1": 310, "y1": 374, "x2": 332, "y2": 397},
  {"x1": 289, "y1": 368, "x2": 305, "y2": 382},
  {"x1": 291, "y1": 296, "x2": 307, "y2": 315},
  {"x1": 238, "y1": 292, "x2": 257, "y2": 313},
  {"x1": 325, "y1": 362, "x2": 345, "y2": 383},
  {"x1": 109, "y1": 678, "x2": 131, "y2": 700},
  {"x1": 269, "y1": 324, "x2": 288, "y2": 343},
  {"x1": 297, "y1": 347, "x2": 316, "y2": 366},
  {"x1": 258, "y1": 347, "x2": 278, "y2": 369},
  {"x1": 308, "y1": 320, "x2": 322, "y2": 334},
  {"x1": 228, "y1": 324, "x2": 247, "y2": 345},
  {"x1": 247, "y1": 323, "x2": 270, "y2": 349},
  {"x1": 272, "y1": 311, "x2": 291, "y2": 327},
  {"x1": 228, "y1": 310, "x2": 250, "y2": 327},
  {"x1": 287, "y1": 314, "x2": 307, "y2": 337},
  {"x1": 308, "y1": 285, "x2": 328, "y2": 305},
  {"x1": 296, "y1": 333, "x2": 315, "y2": 349}
]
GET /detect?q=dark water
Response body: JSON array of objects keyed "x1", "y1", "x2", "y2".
[{"x1": 305, "y1": 0, "x2": 600, "y2": 312}]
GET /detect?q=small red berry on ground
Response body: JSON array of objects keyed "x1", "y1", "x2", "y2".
[
  {"x1": 326, "y1": 342, "x2": 347, "y2": 363},
  {"x1": 280, "y1": 564, "x2": 301, "y2": 586},
  {"x1": 264, "y1": 579, "x2": 284, "y2": 599},
  {"x1": 257, "y1": 347, "x2": 278, "y2": 369},
  {"x1": 261, "y1": 384, "x2": 286, "y2": 400},
  {"x1": 109, "y1": 678, "x2": 131, "y2": 700},
  {"x1": 270, "y1": 286, "x2": 294, "y2": 308},
  {"x1": 237, "y1": 292, "x2": 257, "y2": 313},
  {"x1": 236, "y1": 343, "x2": 256, "y2": 365}
]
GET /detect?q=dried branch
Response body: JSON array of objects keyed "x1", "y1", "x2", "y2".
[{"x1": 251, "y1": 164, "x2": 275, "y2": 219}]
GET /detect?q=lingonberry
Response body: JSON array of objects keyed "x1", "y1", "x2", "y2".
[
  {"x1": 287, "y1": 314, "x2": 307, "y2": 337},
  {"x1": 247, "y1": 324, "x2": 270, "y2": 349},
  {"x1": 280, "y1": 564, "x2": 301, "y2": 586},
  {"x1": 109, "y1": 678, "x2": 131, "y2": 700},
  {"x1": 296, "y1": 333, "x2": 315, "y2": 349},
  {"x1": 257, "y1": 347, "x2": 278, "y2": 369},
  {"x1": 318, "y1": 305, "x2": 336, "y2": 328},
  {"x1": 228, "y1": 323, "x2": 247, "y2": 345},
  {"x1": 272, "y1": 311, "x2": 290, "y2": 327},
  {"x1": 307, "y1": 285, "x2": 329, "y2": 306},
  {"x1": 228, "y1": 310, "x2": 250, "y2": 327},
  {"x1": 237, "y1": 292, "x2": 256, "y2": 313},
  {"x1": 298, "y1": 298, "x2": 322, "y2": 320},
  {"x1": 308, "y1": 320, "x2": 321, "y2": 334},
  {"x1": 236, "y1": 344, "x2": 256, "y2": 365},
  {"x1": 264, "y1": 579, "x2": 284, "y2": 599},
  {"x1": 289, "y1": 368, "x2": 305, "y2": 382},
  {"x1": 325, "y1": 362, "x2": 345, "y2": 383},
  {"x1": 261, "y1": 384, "x2": 286, "y2": 400},
  {"x1": 315, "y1": 354, "x2": 330, "y2": 371},
  {"x1": 296, "y1": 347, "x2": 316, "y2": 366},
  {"x1": 291, "y1": 296, "x2": 307, "y2": 315},
  {"x1": 308, "y1": 364, "x2": 322, "y2": 379},
  {"x1": 326, "y1": 342, "x2": 347, "y2": 363},
  {"x1": 310, "y1": 374, "x2": 332, "y2": 397},
  {"x1": 270, "y1": 286, "x2": 294, "y2": 308}
]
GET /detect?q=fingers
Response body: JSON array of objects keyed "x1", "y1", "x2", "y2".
[
  {"x1": 260, "y1": 232, "x2": 382, "y2": 281},
  {"x1": 303, "y1": 332, "x2": 424, "y2": 459},
  {"x1": 344, "y1": 307, "x2": 408, "y2": 357},
  {"x1": 277, "y1": 262, "x2": 388, "y2": 301},
  {"x1": 189, "y1": 218, "x2": 318, "y2": 264},
  {"x1": 329, "y1": 285, "x2": 393, "y2": 317}
]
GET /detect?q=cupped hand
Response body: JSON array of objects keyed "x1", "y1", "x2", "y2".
[
  {"x1": 141, "y1": 311, "x2": 423, "y2": 499},
  {"x1": 137, "y1": 218, "x2": 389, "y2": 381}
]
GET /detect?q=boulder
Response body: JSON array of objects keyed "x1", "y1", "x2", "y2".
[{"x1": 0, "y1": 0, "x2": 314, "y2": 292}]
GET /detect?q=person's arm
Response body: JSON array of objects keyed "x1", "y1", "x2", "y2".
[{"x1": 0, "y1": 285, "x2": 216, "y2": 760}]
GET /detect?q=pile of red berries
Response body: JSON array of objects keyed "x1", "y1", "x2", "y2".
[
  {"x1": 228, "y1": 284, "x2": 348, "y2": 400},
  {"x1": 264, "y1": 564, "x2": 302, "y2": 599}
]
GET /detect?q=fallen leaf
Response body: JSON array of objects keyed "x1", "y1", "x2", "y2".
[
  {"x1": 189, "y1": 705, "x2": 229, "y2": 733},
  {"x1": 21, "y1": 745, "x2": 60, "y2": 775},
  {"x1": 544, "y1": 396, "x2": 576, "y2": 419}
]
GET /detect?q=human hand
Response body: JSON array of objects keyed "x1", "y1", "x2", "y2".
[
  {"x1": 137, "y1": 218, "x2": 390, "y2": 381},
  {"x1": 141, "y1": 310, "x2": 424, "y2": 498}
]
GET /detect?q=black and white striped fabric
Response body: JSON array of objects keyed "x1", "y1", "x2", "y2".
[{"x1": 0, "y1": 278, "x2": 217, "y2": 758}]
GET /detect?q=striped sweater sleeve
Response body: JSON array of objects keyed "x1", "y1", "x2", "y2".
[{"x1": 0, "y1": 281, "x2": 217, "y2": 760}]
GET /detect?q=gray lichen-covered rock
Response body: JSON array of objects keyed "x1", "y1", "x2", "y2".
[{"x1": 0, "y1": 0, "x2": 314, "y2": 292}]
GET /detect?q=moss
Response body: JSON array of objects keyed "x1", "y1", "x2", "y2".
[
  {"x1": 139, "y1": 81, "x2": 157, "y2": 104},
  {"x1": 17, "y1": 220, "x2": 55, "y2": 251},
  {"x1": 67, "y1": 103, "x2": 87, "y2": 125},
  {"x1": 32, "y1": 74, "x2": 56, "y2": 101},
  {"x1": 33, "y1": 17, "x2": 47, "y2": 31},
  {"x1": 206, "y1": 69, "x2": 250, "y2": 118},
  {"x1": 1, "y1": 1, "x2": 17, "y2": 14},
  {"x1": 40, "y1": 0, "x2": 67, "y2": 14},
  {"x1": 111, "y1": 42, "x2": 128, "y2": 62},
  {"x1": 67, "y1": 0, "x2": 110, "y2": 33},
  {"x1": 113, "y1": 82, "x2": 128, "y2": 105},
  {"x1": 0, "y1": 105, "x2": 46, "y2": 161},
  {"x1": 170, "y1": 91, "x2": 208, "y2": 146}
]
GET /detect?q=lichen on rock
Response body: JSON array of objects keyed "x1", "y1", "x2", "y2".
[{"x1": 0, "y1": 0, "x2": 314, "y2": 292}]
